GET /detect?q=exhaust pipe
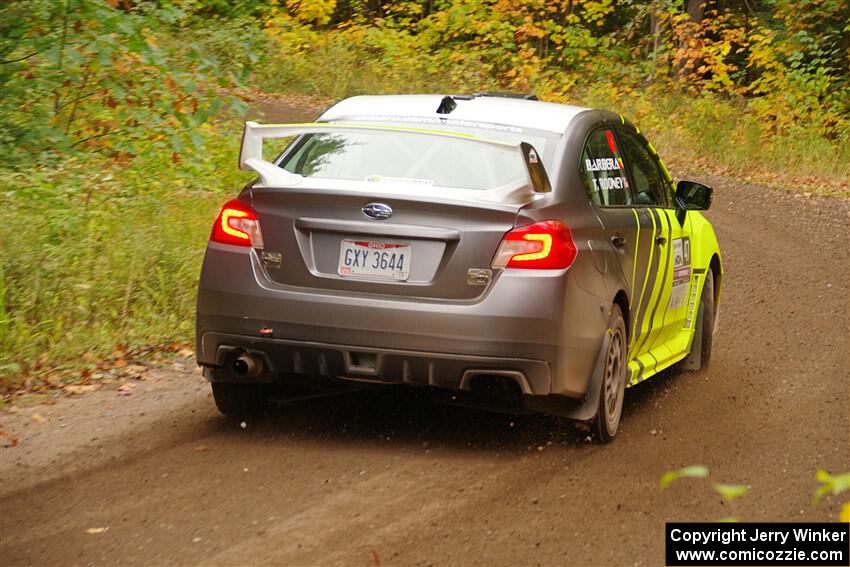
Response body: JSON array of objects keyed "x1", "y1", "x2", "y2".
[{"x1": 231, "y1": 354, "x2": 264, "y2": 378}]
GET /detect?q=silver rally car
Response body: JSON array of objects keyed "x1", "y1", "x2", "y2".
[{"x1": 195, "y1": 93, "x2": 722, "y2": 441}]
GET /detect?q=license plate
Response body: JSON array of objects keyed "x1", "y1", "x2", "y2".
[{"x1": 338, "y1": 239, "x2": 411, "y2": 281}]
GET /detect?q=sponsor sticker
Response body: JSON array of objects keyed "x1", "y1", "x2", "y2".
[{"x1": 668, "y1": 237, "x2": 692, "y2": 312}]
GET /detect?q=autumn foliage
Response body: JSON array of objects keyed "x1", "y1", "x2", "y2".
[{"x1": 262, "y1": 0, "x2": 849, "y2": 141}]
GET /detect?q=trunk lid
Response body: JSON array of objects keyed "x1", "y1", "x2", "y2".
[{"x1": 249, "y1": 186, "x2": 521, "y2": 301}]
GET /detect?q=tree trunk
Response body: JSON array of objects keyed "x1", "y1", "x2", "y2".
[
  {"x1": 677, "y1": 0, "x2": 706, "y2": 79},
  {"x1": 645, "y1": 1, "x2": 667, "y2": 84},
  {"x1": 685, "y1": 0, "x2": 705, "y2": 23}
]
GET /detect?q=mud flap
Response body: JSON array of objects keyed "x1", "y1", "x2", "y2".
[
  {"x1": 681, "y1": 300, "x2": 705, "y2": 371},
  {"x1": 523, "y1": 330, "x2": 610, "y2": 421}
]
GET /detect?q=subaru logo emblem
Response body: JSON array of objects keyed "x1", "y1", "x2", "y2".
[{"x1": 362, "y1": 203, "x2": 393, "y2": 220}]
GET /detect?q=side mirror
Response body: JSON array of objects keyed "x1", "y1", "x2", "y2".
[
  {"x1": 521, "y1": 142, "x2": 552, "y2": 193},
  {"x1": 676, "y1": 180, "x2": 713, "y2": 211}
]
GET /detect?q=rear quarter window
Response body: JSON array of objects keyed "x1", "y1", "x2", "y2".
[{"x1": 580, "y1": 128, "x2": 632, "y2": 206}]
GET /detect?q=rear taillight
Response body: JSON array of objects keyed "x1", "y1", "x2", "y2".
[
  {"x1": 492, "y1": 220, "x2": 577, "y2": 269},
  {"x1": 210, "y1": 199, "x2": 264, "y2": 249}
]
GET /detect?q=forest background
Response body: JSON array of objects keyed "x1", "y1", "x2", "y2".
[{"x1": 1, "y1": 0, "x2": 848, "y2": 388}]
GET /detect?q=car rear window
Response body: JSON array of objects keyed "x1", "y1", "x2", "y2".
[{"x1": 278, "y1": 131, "x2": 527, "y2": 191}]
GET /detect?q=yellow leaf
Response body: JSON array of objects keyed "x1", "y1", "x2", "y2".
[{"x1": 86, "y1": 527, "x2": 109, "y2": 534}]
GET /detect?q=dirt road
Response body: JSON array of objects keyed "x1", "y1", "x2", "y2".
[{"x1": 1, "y1": 101, "x2": 848, "y2": 566}]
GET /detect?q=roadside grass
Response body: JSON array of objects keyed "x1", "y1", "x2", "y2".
[{"x1": 0, "y1": 121, "x2": 253, "y2": 388}]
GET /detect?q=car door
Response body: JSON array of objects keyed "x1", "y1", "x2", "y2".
[
  {"x1": 578, "y1": 125, "x2": 651, "y2": 345},
  {"x1": 615, "y1": 127, "x2": 693, "y2": 379}
]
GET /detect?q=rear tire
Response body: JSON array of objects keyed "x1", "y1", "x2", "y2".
[
  {"x1": 211, "y1": 382, "x2": 270, "y2": 419},
  {"x1": 593, "y1": 304, "x2": 628, "y2": 443},
  {"x1": 682, "y1": 267, "x2": 715, "y2": 371}
]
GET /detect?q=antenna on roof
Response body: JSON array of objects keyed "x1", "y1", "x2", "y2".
[{"x1": 436, "y1": 95, "x2": 457, "y2": 114}]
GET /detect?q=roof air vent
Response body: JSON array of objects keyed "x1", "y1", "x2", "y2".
[{"x1": 436, "y1": 95, "x2": 457, "y2": 114}]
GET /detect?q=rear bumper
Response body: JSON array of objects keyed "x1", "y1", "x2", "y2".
[
  {"x1": 201, "y1": 332, "x2": 551, "y2": 394},
  {"x1": 196, "y1": 244, "x2": 608, "y2": 398}
]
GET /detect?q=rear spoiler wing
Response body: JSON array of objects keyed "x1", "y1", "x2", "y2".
[{"x1": 239, "y1": 121, "x2": 552, "y2": 200}]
